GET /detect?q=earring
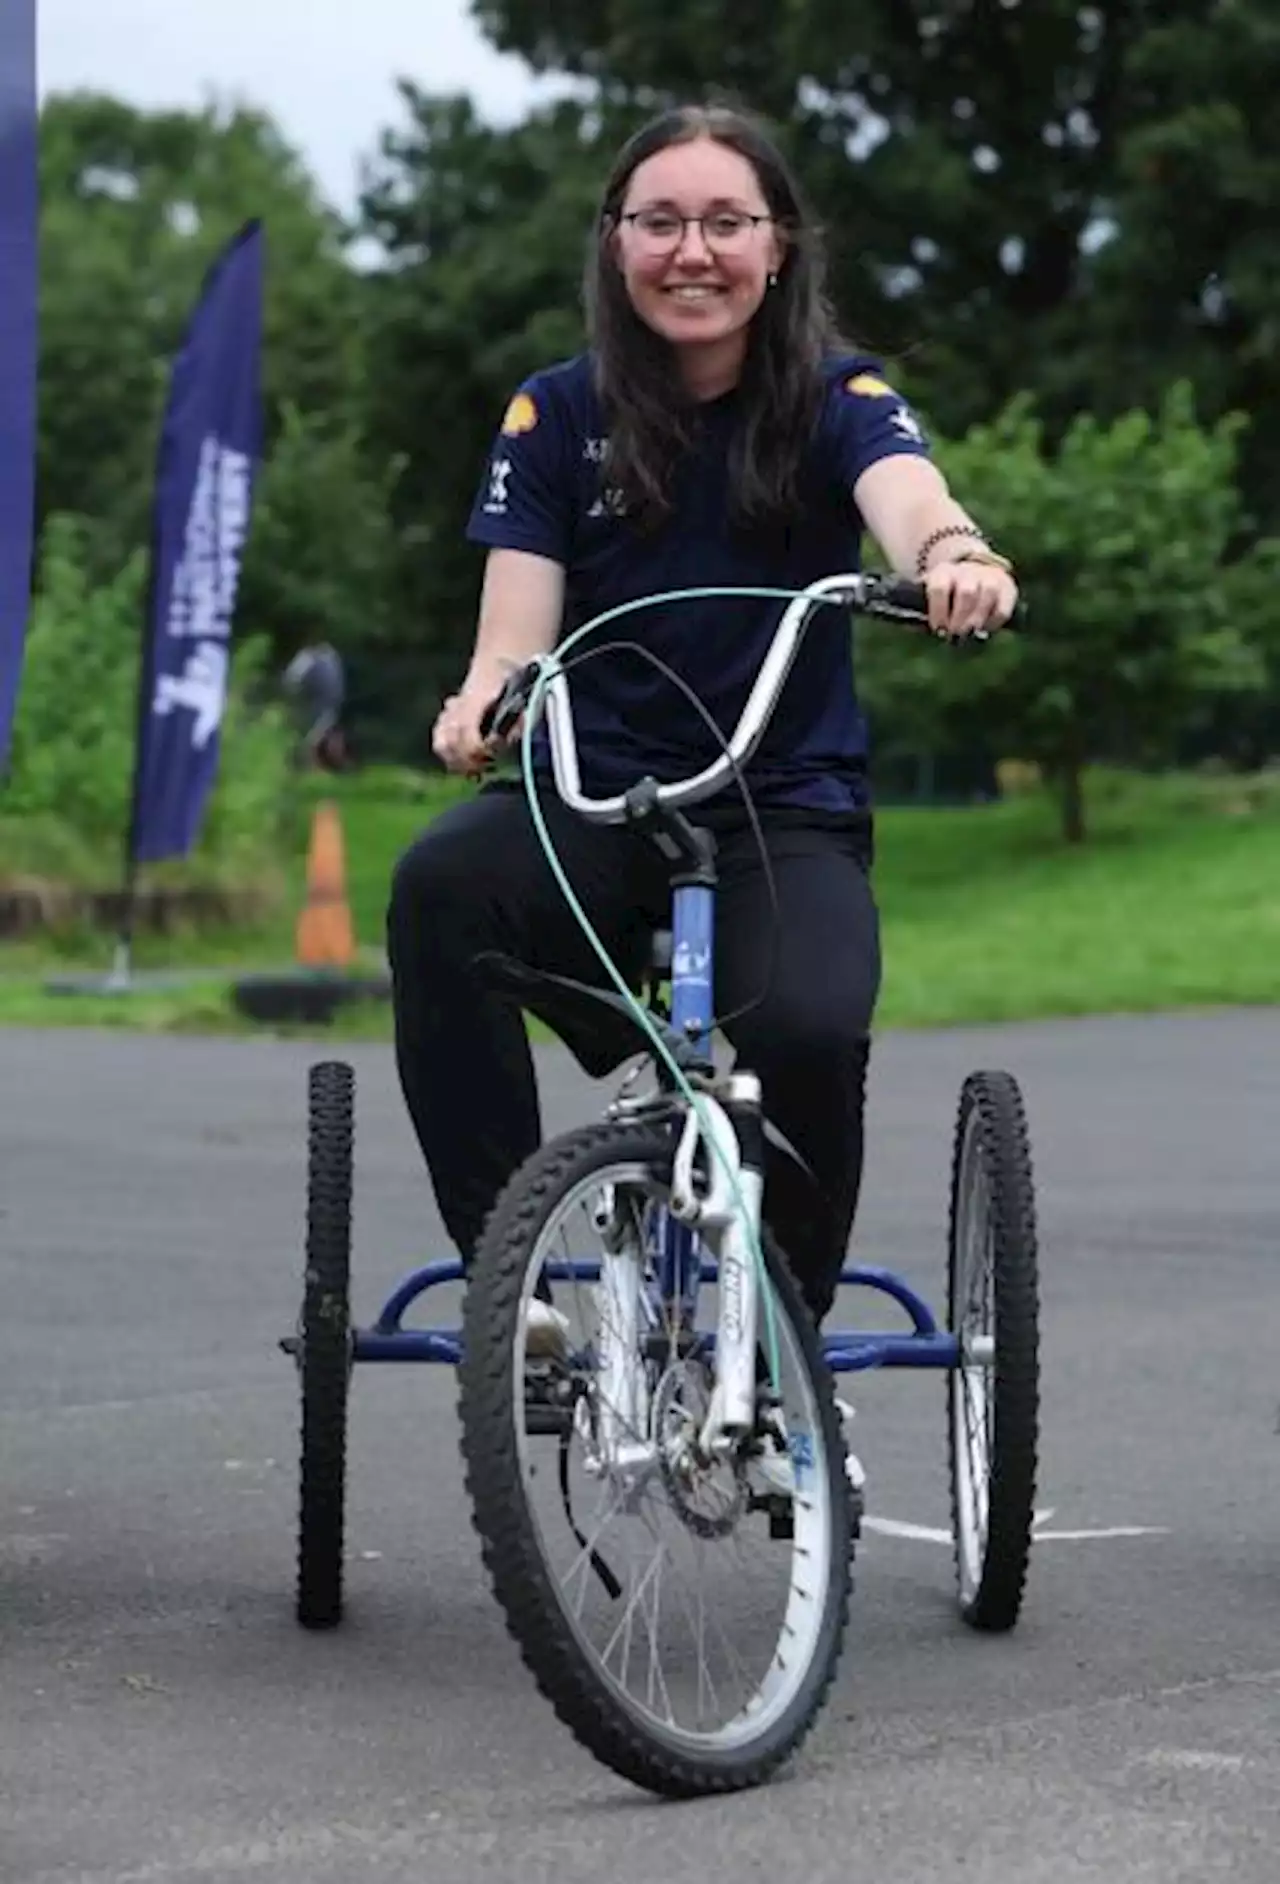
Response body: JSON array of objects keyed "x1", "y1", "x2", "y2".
[{"x1": 768, "y1": 271, "x2": 779, "y2": 288}]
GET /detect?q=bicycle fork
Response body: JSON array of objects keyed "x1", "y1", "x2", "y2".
[
  {"x1": 586, "y1": 1074, "x2": 767, "y2": 1486},
  {"x1": 669, "y1": 1073, "x2": 767, "y2": 1453}
]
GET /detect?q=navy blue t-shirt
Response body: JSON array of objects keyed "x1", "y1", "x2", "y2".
[{"x1": 465, "y1": 352, "x2": 932, "y2": 813}]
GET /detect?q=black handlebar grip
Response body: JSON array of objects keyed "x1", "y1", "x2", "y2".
[
  {"x1": 866, "y1": 575, "x2": 1026, "y2": 635},
  {"x1": 876, "y1": 576, "x2": 930, "y2": 616}
]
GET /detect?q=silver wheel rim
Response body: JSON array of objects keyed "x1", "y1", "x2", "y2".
[
  {"x1": 511, "y1": 1163, "x2": 837, "y2": 1755},
  {"x1": 952, "y1": 1111, "x2": 994, "y2": 1602}
]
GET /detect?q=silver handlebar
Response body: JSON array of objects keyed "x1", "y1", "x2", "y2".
[{"x1": 540, "y1": 571, "x2": 905, "y2": 825}]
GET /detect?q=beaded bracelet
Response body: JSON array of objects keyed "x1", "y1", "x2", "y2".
[{"x1": 915, "y1": 523, "x2": 996, "y2": 576}]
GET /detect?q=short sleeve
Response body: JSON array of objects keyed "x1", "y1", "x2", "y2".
[
  {"x1": 465, "y1": 378, "x2": 574, "y2": 563},
  {"x1": 823, "y1": 366, "x2": 933, "y2": 489}
]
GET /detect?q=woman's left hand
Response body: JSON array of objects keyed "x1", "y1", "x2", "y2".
[{"x1": 924, "y1": 558, "x2": 1019, "y2": 639}]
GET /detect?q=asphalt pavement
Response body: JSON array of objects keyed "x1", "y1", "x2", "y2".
[{"x1": 1, "y1": 1011, "x2": 1277, "y2": 1882}]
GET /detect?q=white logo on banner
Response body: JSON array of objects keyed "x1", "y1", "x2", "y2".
[
  {"x1": 153, "y1": 641, "x2": 228, "y2": 749},
  {"x1": 152, "y1": 434, "x2": 252, "y2": 743}
]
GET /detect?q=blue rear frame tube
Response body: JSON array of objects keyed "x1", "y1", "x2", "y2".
[{"x1": 352, "y1": 1259, "x2": 959, "y2": 1370}]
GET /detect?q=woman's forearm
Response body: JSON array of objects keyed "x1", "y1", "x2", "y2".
[{"x1": 462, "y1": 548, "x2": 564, "y2": 700}]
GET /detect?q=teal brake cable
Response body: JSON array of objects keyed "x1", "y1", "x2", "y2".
[{"x1": 516, "y1": 582, "x2": 831, "y2": 1395}]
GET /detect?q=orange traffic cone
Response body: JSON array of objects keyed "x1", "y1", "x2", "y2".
[{"x1": 295, "y1": 798, "x2": 356, "y2": 969}]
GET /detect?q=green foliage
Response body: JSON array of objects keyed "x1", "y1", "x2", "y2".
[
  {"x1": 21, "y1": 9, "x2": 1280, "y2": 778},
  {"x1": 857, "y1": 385, "x2": 1272, "y2": 839},
  {"x1": 233, "y1": 402, "x2": 408, "y2": 756},
  {"x1": 471, "y1": 0, "x2": 1280, "y2": 497},
  {"x1": 36, "y1": 91, "x2": 370, "y2": 601},
  {"x1": 357, "y1": 90, "x2": 605, "y2": 700},
  {"x1": 2, "y1": 516, "x2": 293, "y2": 876}
]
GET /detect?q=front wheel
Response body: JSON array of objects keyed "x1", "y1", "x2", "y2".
[
  {"x1": 946, "y1": 1070, "x2": 1040, "y2": 1632},
  {"x1": 458, "y1": 1116, "x2": 852, "y2": 1798}
]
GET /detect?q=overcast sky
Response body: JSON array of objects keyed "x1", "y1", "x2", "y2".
[{"x1": 37, "y1": 0, "x2": 560, "y2": 210}]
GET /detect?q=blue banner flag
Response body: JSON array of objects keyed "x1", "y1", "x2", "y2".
[
  {"x1": 128, "y1": 219, "x2": 265, "y2": 863},
  {"x1": 0, "y1": 0, "x2": 37, "y2": 770}
]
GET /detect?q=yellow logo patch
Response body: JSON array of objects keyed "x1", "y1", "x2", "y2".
[
  {"x1": 501, "y1": 392, "x2": 538, "y2": 436},
  {"x1": 845, "y1": 373, "x2": 893, "y2": 398}
]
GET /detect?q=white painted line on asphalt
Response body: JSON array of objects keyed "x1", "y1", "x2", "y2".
[
  {"x1": 863, "y1": 1506, "x2": 1170, "y2": 1545},
  {"x1": 862, "y1": 1516, "x2": 952, "y2": 1545},
  {"x1": 1036, "y1": 1525, "x2": 1171, "y2": 1541},
  {"x1": 1139, "y1": 1749, "x2": 1248, "y2": 1773}
]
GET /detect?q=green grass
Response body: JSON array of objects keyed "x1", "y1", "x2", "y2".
[
  {"x1": 2, "y1": 764, "x2": 1277, "y2": 1036},
  {"x1": 875, "y1": 768, "x2": 1280, "y2": 1026}
]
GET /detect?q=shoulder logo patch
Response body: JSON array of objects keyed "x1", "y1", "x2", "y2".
[
  {"x1": 845, "y1": 373, "x2": 893, "y2": 398},
  {"x1": 501, "y1": 391, "x2": 538, "y2": 436}
]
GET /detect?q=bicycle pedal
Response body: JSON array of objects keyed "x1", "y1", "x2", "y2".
[
  {"x1": 769, "y1": 1502, "x2": 795, "y2": 1541},
  {"x1": 747, "y1": 1489, "x2": 795, "y2": 1540}
]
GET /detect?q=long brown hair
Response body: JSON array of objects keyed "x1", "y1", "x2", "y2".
[{"x1": 584, "y1": 103, "x2": 852, "y2": 531}]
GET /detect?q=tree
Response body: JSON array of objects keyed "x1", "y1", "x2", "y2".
[
  {"x1": 37, "y1": 91, "x2": 369, "y2": 590},
  {"x1": 35, "y1": 92, "x2": 407, "y2": 738},
  {"x1": 234, "y1": 404, "x2": 404, "y2": 751},
  {"x1": 856, "y1": 384, "x2": 1270, "y2": 841},
  {"x1": 468, "y1": 1, "x2": 1280, "y2": 512},
  {"x1": 1181, "y1": 536, "x2": 1280, "y2": 770},
  {"x1": 356, "y1": 89, "x2": 608, "y2": 709}
]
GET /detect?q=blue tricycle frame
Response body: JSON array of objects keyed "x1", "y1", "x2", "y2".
[
  {"x1": 351, "y1": 895, "x2": 958, "y2": 1380},
  {"x1": 355, "y1": 1253, "x2": 954, "y2": 1377}
]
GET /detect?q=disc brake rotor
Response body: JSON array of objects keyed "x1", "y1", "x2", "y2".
[{"x1": 653, "y1": 1359, "x2": 747, "y2": 1538}]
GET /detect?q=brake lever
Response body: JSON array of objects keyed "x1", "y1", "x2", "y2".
[{"x1": 479, "y1": 659, "x2": 542, "y2": 741}]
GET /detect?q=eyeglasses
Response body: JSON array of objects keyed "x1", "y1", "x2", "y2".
[{"x1": 617, "y1": 208, "x2": 775, "y2": 253}]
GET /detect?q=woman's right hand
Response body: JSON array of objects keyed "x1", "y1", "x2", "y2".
[{"x1": 432, "y1": 688, "x2": 500, "y2": 777}]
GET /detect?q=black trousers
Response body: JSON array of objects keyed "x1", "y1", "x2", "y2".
[{"x1": 385, "y1": 781, "x2": 881, "y2": 1325}]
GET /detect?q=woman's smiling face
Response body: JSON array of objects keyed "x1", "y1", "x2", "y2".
[{"x1": 613, "y1": 135, "x2": 785, "y2": 380}]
